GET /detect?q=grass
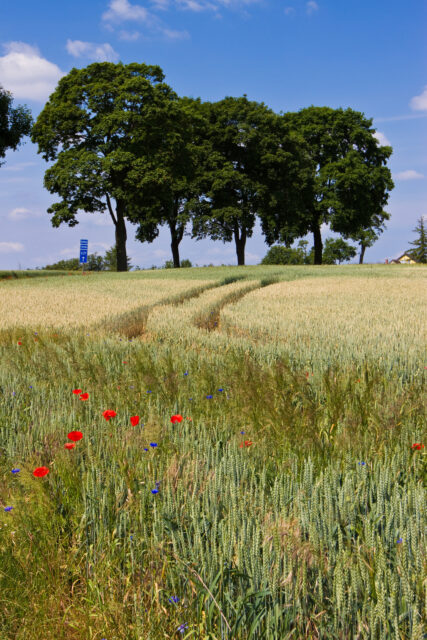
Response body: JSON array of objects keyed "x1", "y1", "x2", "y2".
[{"x1": 0, "y1": 265, "x2": 425, "y2": 640}]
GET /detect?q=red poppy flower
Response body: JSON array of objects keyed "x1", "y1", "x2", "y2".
[
  {"x1": 240, "y1": 440, "x2": 253, "y2": 448},
  {"x1": 130, "y1": 415, "x2": 139, "y2": 426},
  {"x1": 17, "y1": 341, "x2": 22, "y2": 345},
  {"x1": 79, "y1": 393, "x2": 89, "y2": 401},
  {"x1": 33, "y1": 466, "x2": 49, "y2": 477},
  {"x1": 123, "y1": 361, "x2": 128, "y2": 364},
  {"x1": 103, "y1": 410, "x2": 117, "y2": 421},
  {"x1": 65, "y1": 443, "x2": 75, "y2": 450},
  {"x1": 72, "y1": 389, "x2": 82, "y2": 395},
  {"x1": 170, "y1": 414, "x2": 183, "y2": 424},
  {"x1": 67, "y1": 431, "x2": 83, "y2": 442},
  {"x1": 411, "y1": 443, "x2": 424, "y2": 450}
]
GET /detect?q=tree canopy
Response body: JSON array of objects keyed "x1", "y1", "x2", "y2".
[
  {"x1": 179, "y1": 95, "x2": 312, "y2": 265},
  {"x1": 258, "y1": 106, "x2": 394, "y2": 264},
  {"x1": 31, "y1": 62, "x2": 185, "y2": 271},
  {"x1": 0, "y1": 86, "x2": 33, "y2": 167}
]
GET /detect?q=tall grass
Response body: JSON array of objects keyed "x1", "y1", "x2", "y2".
[{"x1": 0, "y1": 266, "x2": 425, "y2": 639}]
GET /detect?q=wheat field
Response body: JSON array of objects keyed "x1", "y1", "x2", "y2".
[{"x1": 0, "y1": 265, "x2": 425, "y2": 640}]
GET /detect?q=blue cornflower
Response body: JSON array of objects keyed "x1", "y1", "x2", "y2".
[
  {"x1": 155, "y1": 481, "x2": 160, "y2": 486},
  {"x1": 12, "y1": 392, "x2": 16, "y2": 396},
  {"x1": 130, "y1": 536, "x2": 133, "y2": 540},
  {"x1": 218, "y1": 388, "x2": 223, "y2": 392},
  {"x1": 151, "y1": 489, "x2": 159, "y2": 494},
  {"x1": 397, "y1": 538, "x2": 403, "y2": 543},
  {"x1": 144, "y1": 448, "x2": 148, "y2": 451},
  {"x1": 189, "y1": 398, "x2": 193, "y2": 401},
  {"x1": 240, "y1": 431, "x2": 245, "y2": 435},
  {"x1": 184, "y1": 371, "x2": 188, "y2": 376},
  {"x1": 4, "y1": 506, "x2": 13, "y2": 512},
  {"x1": 169, "y1": 596, "x2": 179, "y2": 603},
  {"x1": 29, "y1": 386, "x2": 32, "y2": 389},
  {"x1": 147, "y1": 390, "x2": 152, "y2": 394},
  {"x1": 206, "y1": 395, "x2": 213, "y2": 399},
  {"x1": 11, "y1": 469, "x2": 20, "y2": 474},
  {"x1": 178, "y1": 623, "x2": 188, "y2": 634},
  {"x1": 358, "y1": 462, "x2": 366, "y2": 466},
  {"x1": 150, "y1": 442, "x2": 158, "y2": 447}
]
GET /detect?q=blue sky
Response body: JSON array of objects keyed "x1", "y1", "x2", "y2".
[{"x1": 0, "y1": 0, "x2": 426, "y2": 269}]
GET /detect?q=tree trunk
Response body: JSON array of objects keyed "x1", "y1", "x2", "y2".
[
  {"x1": 313, "y1": 222, "x2": 323, "y2": 265},
  {"x1": 169, "y1": 202, "x2": 184, "y2": 268},
  {"x1": 234, "y1": 222, "x2": 246, "y2": 266},
  {"x1": 359, "y1": 243, "x2": 366, "y2": 264},
  {"x1": 115, "y1": 200, "x2": 128, "y2": 272}
]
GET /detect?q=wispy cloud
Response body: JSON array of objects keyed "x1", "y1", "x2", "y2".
[
  {"x1": 373, "y1": 131, "x2": 391, "y2": 146},
  {"x1": 0, "y1": 242, "x2": 24, "y2": 253},
  {"x1": 284, "y1": 6, "x2": 295, "y2": 15},
  {"x1": 102, "y1": 0, "x2": 190, "y2": 39},
  {"x1": 117, "y1": 30, "x2": 141, "y2": 40},
  {"x1": 2, "y1": 162, "x2": 37, "y2": 172},
  {"x1": 394, "y1": 170, "x2": 424, "y2": 181},
  {"x1": 0, "y1": 42, "x2": 64, "y2": 101},
  {"x1": 8, "y1": 207, "x2": 39, "y2": 220},
  {"x1": 410, "y1": 85, "x2": 427, "y2": 112},
  {"x1": 306, "y1": 1, "x2": 318, "y2": 15},
  {"x1": 374, "y1": 113, "x2": 427, "y2": 123},
  {"x1": 66, "y1": 39, "x2": 120, "y2": 62}
]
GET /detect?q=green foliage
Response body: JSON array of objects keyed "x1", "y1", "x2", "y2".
[
  {"x1": 260, "y1": 106, "x2": 394, "y2": 264},
  {"x1": 183, "y1": 95, "x2": 311, "y2": 265},
  {"x1": 260, "y1": 240, "x2": 314, "y2": 265},
  {"x1": 164, "y1": 258, "x2": 193, "y2": 268},
  {"x1": 407, "y1": 216, "x2": 427, "y2": 263},
  {"x1": 0, "y1": 85, "x2": 33, "y2": 166},
  {"x1": 30, "y1": 62, "x2": 182, "y2": 271},
  {"x1": 102, "y1": 246, "x2": 133, "y2": 271},
  {"x1": 322, "y1": 237, "x2": 358, "y2": 264}
]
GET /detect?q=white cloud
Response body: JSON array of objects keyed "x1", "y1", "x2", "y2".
[
  {"x1": 0, "y1": 242, "x2": 24, "y2": 253},
  {"x1": 66, "y1": 40, "x2": 119, "y2": 62},
  {"x1": 374, "y1": 113, "x2": 427, "y2": 123},
  {"x1": 373, "y1": 131, "x2": 391, "y2": 146},
  {"x1": 284, "y1": 7, "x2": 295, "y2": 15},
  {"x1": 118, "y1": 30, "x2": 141, "y2": 40},
  {"x1": 410, "y1": 85, "x2": 427, "y2": 112},
  {"x1": 8, "y1": 207, "x2": 38, "y2": 220},
  {"x1": 102, "y1": 0, "x2": 151, "y2": 23},
  {"x1": 394, "y1": 170, "x2": 424, "y2": 181},
  {"x1": 0, "y1": 42, "x2": 64, "y2": 101},
  {"x1": 306, "y1": 1, "x2": 318, "y2": 15}
]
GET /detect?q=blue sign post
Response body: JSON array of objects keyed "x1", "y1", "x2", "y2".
[{"x1": 80, "y1": 239, "x2": 88, "y2": 274}]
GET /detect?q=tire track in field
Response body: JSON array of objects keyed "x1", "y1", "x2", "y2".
[
  {"x1": 103, "y1": 275, "x2": 252, "y2": 338},
  {"x1": 192, "y1": 275, "x2": 282, "y2": 333}
]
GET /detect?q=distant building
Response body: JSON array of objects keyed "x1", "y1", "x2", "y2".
[{"x1": 389, "y1": 253, "x2": 418, "y2": 264}]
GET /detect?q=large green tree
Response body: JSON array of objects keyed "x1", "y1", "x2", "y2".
[
  {"x1": 31, "y1": 62, "x2": 182, "y2": 271},
  {"x1": 123, "y1": 96, "x2": 212, "y2": 267},
  {"x1": 407, "y1": 216, "x2": 427, "y2": 263},
  {"x1": 0, "y1": 86, "x2": 33, "y2": 167},
  {"x1": 179, "y1": 95, "x2": 311, "y2": 266},
  {"x1": 259, "y1": 106, "x2": 394, "y2": 264}
]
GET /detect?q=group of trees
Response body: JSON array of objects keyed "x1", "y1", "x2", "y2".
[{"x1": 1, "y1": 63, "x2": 397, "y2": 268}]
